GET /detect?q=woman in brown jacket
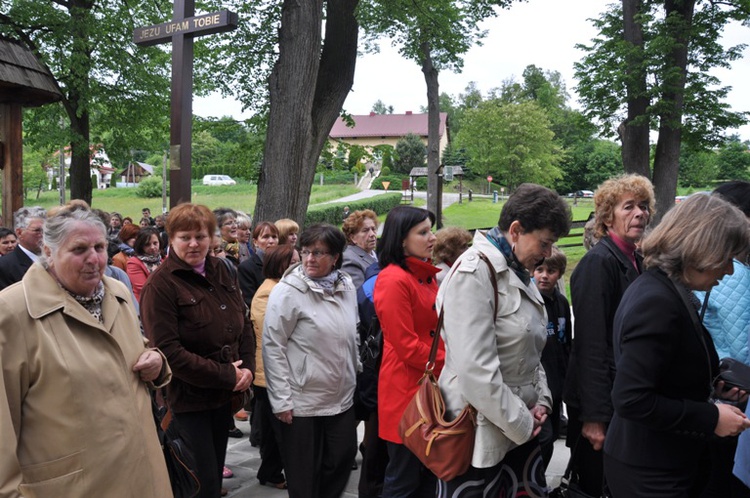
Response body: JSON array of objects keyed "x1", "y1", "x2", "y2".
[{"x1": 141, "y1": 203, "x2": 255, "y2": 498}]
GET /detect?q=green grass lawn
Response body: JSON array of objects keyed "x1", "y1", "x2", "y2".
[{"x1": 23, "y1": 182, "x2": 358, "y2": 219}]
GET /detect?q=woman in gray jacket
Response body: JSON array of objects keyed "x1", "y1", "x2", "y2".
[
  {"x1": 262, "y1": 224, "x2": 359, "y2": 498},
  {"x1": 436, "y1": 184, "x2": 571, "y2": 497}
]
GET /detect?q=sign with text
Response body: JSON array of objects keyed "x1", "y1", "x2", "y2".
[{"x1": 134, "y1": 10, "x2": 238, "y2": 46}]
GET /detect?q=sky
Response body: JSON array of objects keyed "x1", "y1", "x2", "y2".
[{"x1": 193, "y1": 0, "x2": 750, "y2": 140}]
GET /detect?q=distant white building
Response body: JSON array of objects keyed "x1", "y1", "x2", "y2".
[{"x1": 49, "y1": 145, "x2": 115, "y2": 189}]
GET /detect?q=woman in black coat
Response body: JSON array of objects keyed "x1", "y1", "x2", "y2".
[
  {"x1": 563, "y1": 174, "x2": 655, "y2": 494},
  {"x1": 604, "y1": 193, "x2": 750, "y2": 497}
]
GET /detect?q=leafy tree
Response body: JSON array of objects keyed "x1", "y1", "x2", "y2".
[
  {"x1": 560, "y1": 139, "x2": 623, "y2": 193},
  {"x1": 716, "y1": 135, "x2": 750, "y2": 181},
  {"x1": 393, "y1": 133, "x2": 427, "y2": 174},
  {"x1": 678, "y1": 147, "x2": 718, "y2": 187},
  {"x1": 0, "y1": 1, "x2": 188, "y2": 205},
  {"x1": 22, "y1": 146, "x2": 51, "y2": 199},
  {"x1": 244, "y1": 0, "x2": 359, "y2": 223},
  {"x1": 371, "y1": 99, "x2": 394, "y2": 114},
  {"x1": 455, "y1": 100, "x2": 562, "y2": 190},
  {"x1": 359, "y1": 0, "x2": 516, "y2": 226},
  {"x1": 575, "y1": 1, "x2": 750, "y2": 221}
]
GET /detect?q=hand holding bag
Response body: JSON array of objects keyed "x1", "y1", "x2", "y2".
[{"x1": 397, "y1": 252, "x2": 497, "y2": 481}]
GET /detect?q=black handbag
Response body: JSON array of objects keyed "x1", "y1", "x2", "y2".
[
  {"x1": 717, "y1": 357, "x2": 750, "y2": 392},
  {"x1": 151, "y1": 396, "x2": 200, "y2": 498},
  {"x1": 550, "y1": 438, "x2": 609, "y2": 498}
]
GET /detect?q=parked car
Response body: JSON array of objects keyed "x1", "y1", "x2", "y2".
[
  {"x1": 202, "y1": 174, "x2": 236, "y2": 186},
  {"x1": 566, "y1": 190, "x2": 594, "y2": 198}
]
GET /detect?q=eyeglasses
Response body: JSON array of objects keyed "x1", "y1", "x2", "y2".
[
  {"x1": 300, "y1": 249, "x2": 331, "y2": 259},
  {"x1": 222, "y1": 221, "x2": 238, "y2": 227},
  {"x1": 212, "y1": 247, "x2": 225, "y2": 255}
]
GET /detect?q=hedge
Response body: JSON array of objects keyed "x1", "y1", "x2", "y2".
[
  {"x1": 314, "y1": 171, "x2": 356, "y2": 185},
  {"x1": 305, "y1": 193, "x2": 403, "y2": 226}
]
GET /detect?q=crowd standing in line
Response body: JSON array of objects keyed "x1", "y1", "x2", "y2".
[{"x1": 1, "y1": 175, "x2": 750, "y2": 498}]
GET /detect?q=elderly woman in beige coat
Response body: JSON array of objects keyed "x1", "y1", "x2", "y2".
[
  {"x1": 0, "y1": 206, "x2": 172, "y2": 498},
  {"x1": 437, "y1": 184, "x2": 571, "y2": 497}
]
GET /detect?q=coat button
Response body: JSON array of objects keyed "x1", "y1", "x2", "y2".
[
  {"x1": 220, "y1": 304, "x2": 227, "y2": 310},
  {"x1": 190, "y1": 298, "x2": 196, "y2": 303},
  {"x1": 430, "y1": 330, "x2": 435, "y2": 337},
  {"x1": 427, "y1": 277, "x2": 432, "y2": 284},
  {"x1": 208, "y1": 287, "x2": 214, "y2": 292},
  {"x1": 432, "y1": 304, "x2": 436, "y2": 310},
  {"x1": 418, "y1": 279, "x2": 423, "y2": 284}
]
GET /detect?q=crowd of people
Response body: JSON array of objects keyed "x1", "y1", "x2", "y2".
[{"x1": 1, "y1": 177, "x2": 749, "y2": 498}]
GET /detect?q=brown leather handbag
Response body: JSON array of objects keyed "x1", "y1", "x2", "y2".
[{"x1": 398, "y1": 252, "x2": 497, "y2": 481}]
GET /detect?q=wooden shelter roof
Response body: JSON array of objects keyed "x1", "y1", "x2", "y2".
[{"x1": 0, "y1": 37, "x2": 61, "y2": 107}]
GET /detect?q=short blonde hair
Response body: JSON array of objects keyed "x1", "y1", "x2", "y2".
[
  {"x1": 342, "y1": 209, "x2": 378, "y2": 242},
  {"x1": 432, "y1": 226, "x2": 472, "y2": 265},
  {"x1": 641, "y1": 193, "x2": 749, "y2": 280},
  {"x1": 594, "y1": 174, "x2": 655, "y2": 239},
  {"x1": 274, "y1": 218, "x2": 299, "y2": 245}
]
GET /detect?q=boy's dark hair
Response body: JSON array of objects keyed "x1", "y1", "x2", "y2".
[{"x1": 536, "y1": 245, "x2": 567, "y2": 275}]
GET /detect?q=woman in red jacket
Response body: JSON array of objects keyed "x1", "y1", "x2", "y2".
[
  {"x1": 374, "y1": 206, "x2": 441, "y2": 498},
  {"x1": 127, "y1": 227, "x2": 162, "y2": 302}
]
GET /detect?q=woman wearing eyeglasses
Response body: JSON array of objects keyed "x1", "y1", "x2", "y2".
[{"x1": 262, "y1": 224, "x2": 359, "y2": 498}]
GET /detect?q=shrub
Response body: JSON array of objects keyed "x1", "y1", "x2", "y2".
[
  {"x1": 136, "y1": 176, "x2": 167, "y2": 198},
  {"x1": 314, "y1": 170, "x2": 356, "y2": 185},
  {"x1": 305, "y1": 193, "x2": 403, "y2": 226},
  {"x1": 380, "y1": 166, "x2": 391, "y2": 176},
  {"x1": 372, "y1": 175, "x2": 408, "y2": 191}
]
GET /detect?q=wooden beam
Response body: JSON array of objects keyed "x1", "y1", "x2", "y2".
[{"x1": 0, "y1": 103, "x2": 23, "y2": 228}]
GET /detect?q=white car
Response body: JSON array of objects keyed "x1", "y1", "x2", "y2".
[{"x1": 202, "y1": 174, "x2": 236, "y2": 186}]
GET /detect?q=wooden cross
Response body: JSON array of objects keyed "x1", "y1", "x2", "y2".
[{"x1": 134, "y1": 1, "x2": 237, "y2": 208}]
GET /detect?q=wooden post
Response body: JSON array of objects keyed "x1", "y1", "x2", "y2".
[
  {"x1": 134, "y1": 5, "x2": 238, "y2": 208},
  {"x1": 0, "y1": 103, "x2": 23, "y2": 228}
]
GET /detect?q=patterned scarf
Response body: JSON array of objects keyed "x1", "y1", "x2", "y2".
[
  {"x1": 67, "y1": 281, "x2": 105, "y2": 323},
  {"x1": 484, "y1": 226, "x2": 531, "y2": 286},
  {"x1": 306, "y1": 269, "x2": 341, "y2": 296},
  {"x1": 222, "y1": 240, "x2": 240, "y2": 261},
  {"x1": 137, "y1": 253, "x2": 162, "y2": 273}
]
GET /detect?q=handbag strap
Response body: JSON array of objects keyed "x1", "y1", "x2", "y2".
[{"x1": 427, "y1": 251, "x2": 498, "y2": 370}]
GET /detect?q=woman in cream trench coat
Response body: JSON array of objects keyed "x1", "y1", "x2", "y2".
[
  {"x1": 436, "y1": 184, "x2": 571, "y2": 497},
  {"x1": 0, "y1": 208, "x2": 172, "y2": 498}
]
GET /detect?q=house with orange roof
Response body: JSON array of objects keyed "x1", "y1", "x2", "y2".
[{"x1": 329, "y1": 111, "x2": 450, "y2": 162}]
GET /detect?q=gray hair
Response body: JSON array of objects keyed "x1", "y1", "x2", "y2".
[
  {"x1": 14, "y1": 206, "x2": 47, "y2": 230},
  {"x1": 236, "y1": 211, "x2": 252, "y2": 228},
  {"x1": 40, "y1": 208, "x2": 107, "y2": 266}
]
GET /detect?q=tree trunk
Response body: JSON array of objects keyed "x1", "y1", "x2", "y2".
[
  {"x1": 619, "y1": 0, "x2": 651, "y2": 178},
  {"x1": 254, "y1": 0, "x2": 358, "y2": 224},
  {"x1": 651, "y1": 0, "x2": 694, "y2": 224},
  {"x1": 421, "y1": 41, "x2": 442, "y2": 228},
  {"x1": 68, "y1": 0, "x2": 94, "y2": 206}
]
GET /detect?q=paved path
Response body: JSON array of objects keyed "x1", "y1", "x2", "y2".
[
  {"x1": 222, "y1": 421, "x2": 569, "y2": 496},
  {"x1": 319, "y1": 189, "x2": 464, "y2": 209}
]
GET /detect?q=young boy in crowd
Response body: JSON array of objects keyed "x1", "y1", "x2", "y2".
[{"x1": 533, "y1": 246, "x2": 572, "y2": 471}]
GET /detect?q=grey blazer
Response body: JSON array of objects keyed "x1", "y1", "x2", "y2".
[{"x1": 341, "y1": 244, "x2": 377, "y2": 289}]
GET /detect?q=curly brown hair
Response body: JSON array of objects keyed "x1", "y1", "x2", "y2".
[{"x1": 342, "y1": 209, "x2": 378, "y2": 243}]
